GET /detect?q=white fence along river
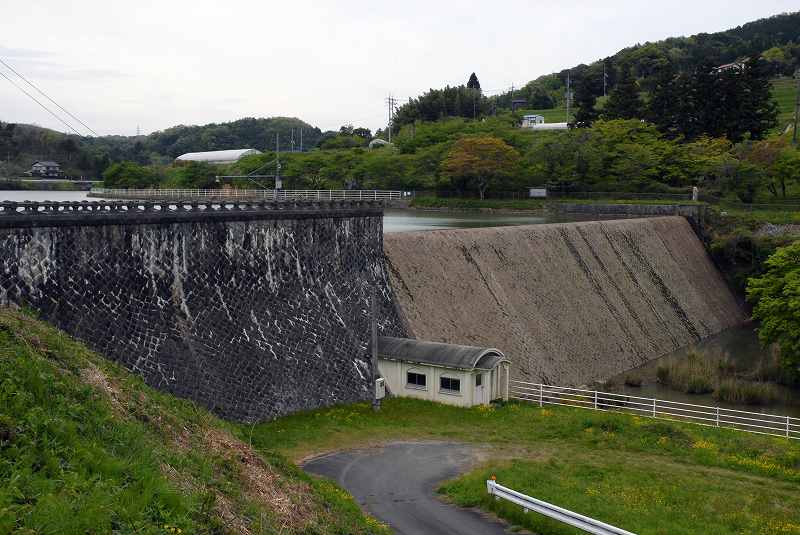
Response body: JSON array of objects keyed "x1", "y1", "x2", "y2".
[
  {"x1": 510, "y1": 380, "x2": 799, "y2": 440},
  {"x1": 90, "y1": 188, "x2": 405, "y2": 201}
]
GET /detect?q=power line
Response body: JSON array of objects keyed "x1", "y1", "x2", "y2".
[
  {"x1": 0, "y1": 57, "x2": 98, "y2": 136},
  {"x1": 0, "y1": 69, "x2": 84, "y2": 137}
]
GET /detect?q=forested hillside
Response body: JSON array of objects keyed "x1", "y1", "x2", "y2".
[
  {"x1": 393, "y1": 11, "x2": 800, "y2": 129},
  {"x1": 0, "y1": 117, "x2": 323, "y2": 179}
]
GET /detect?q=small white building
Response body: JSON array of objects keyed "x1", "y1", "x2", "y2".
[
  {"x1": 521, "y1": 114, "x2": 545, "y2": 128},
  {"x1": 175, "y1": 148, "x2": 262, "y2": 165},
  {"x1": 378, "y1": 336, "x2": 510, "y2": 407}
]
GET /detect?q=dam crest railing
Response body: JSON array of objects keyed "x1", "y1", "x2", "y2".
[
  {"x1": 0, "y1": 199, "x2": 385, "y2": 227},
  {"x1": 89, "y1": 188, "x2": 405, "y2": 201},
  {"x1": 511, "y1": 380, "x2": 799, "y2": 440}
]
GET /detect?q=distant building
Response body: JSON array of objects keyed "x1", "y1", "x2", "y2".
[
  {"x1": 175, "y1": 148, "x2": 262, "y2": 165},
  {"x1": 521, "y1": 114, "x2": 545, "y2": 128},
  {"x1": 28, "y1": 161, "x2": 62, "y2": 178},
  {"x1": 713, "y1": 61, "x2": 746, "y2": 74}
]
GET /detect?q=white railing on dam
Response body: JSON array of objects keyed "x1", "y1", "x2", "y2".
[
  {"x1": 90, "y1": 188, "x2": 405, "y2": 201},
  {"x1": 486, "y1": 479, "x2": 637, "y2": 535},
  {"x1": 510, "y1": 380, "x2": 799, "y2": 440}
]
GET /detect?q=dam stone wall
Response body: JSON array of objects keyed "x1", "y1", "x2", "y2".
[
  {"x1": 0, "y1": 200, "x2": 405, "y2": 421},
  {"x1": 384, "y1": 216, "x2": 744, "y2": 386}
]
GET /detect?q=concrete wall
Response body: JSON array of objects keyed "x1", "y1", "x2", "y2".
[
  {"x1": 384, "y1": 216, "x2": 744, "y2": 386},
  {"x1": 0, "y1": 201, "x2": 406, "y2": 422}
]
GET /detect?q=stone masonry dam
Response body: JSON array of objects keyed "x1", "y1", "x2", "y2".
[
  {"x1": 0, "y1": 200, "x2": 405, "y2": 421},
  {"x1": 0, "y1": 201, "x2": 744, "y2": 420},
  {"x1": 384, "y1": 216, "x2": 745, "y2": 386}
]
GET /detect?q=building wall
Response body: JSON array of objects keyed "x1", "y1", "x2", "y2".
[
  {"x1": 378, "y1": 358, "x2": 501, "y2": 407},
  {"x1": 0, "y1": 201, "x2": 406, "y2": 422}
]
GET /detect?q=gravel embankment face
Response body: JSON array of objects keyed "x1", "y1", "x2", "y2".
[{"x1": 385, "y1": 216, "x2": 745, "y2": 385}]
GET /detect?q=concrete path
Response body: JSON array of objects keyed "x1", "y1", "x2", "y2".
[{"x1": 302, "y1": 441, "x2": 511, "y2": 535}]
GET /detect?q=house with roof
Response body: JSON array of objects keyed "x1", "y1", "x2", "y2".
[
  {"x1": 175, "y1": 148, "x2": 262, "y2": 165},
  {"x1": 28, "y1": 161, "x2": 62, "y2": 178},
  {"x1": 377, "y1": 336, "x2": 510, "y2": 407}
]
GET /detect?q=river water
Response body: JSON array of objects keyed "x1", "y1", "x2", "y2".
[
  {"x1": 610, "y1": 323, "x2": 800, "y2": 417},
  {"x1": 3, "y1": 191, "x2": 796, "y2": 416}
]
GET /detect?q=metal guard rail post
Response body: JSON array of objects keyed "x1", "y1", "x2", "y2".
[{"x1": 486, "y1": 480, "x2": 637, "y2": 535}]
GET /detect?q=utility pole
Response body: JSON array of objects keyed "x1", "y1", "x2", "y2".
[
  {"x1": 386, "y1": 94, "x2": 397, "y2": 143},
  {"x1": 566, "y1": 71, "x2": 571, "y2": 122},
  {"x1": 275, "y1": 134, "x2": 282, "y2": 190},
  {"x1": 299, "y1": 128, "x2": 303, "y2": 152},
  {"x1": 793, "y1": 70, "x2": 800, "y2": 146},
  {"x1": 603, "y1": 62, "x2": 607, "y2": 97},
  {"x1": 290, "y1": 128, "x2": 295, "y2": 152},
  {"x1": 370, "y1": 287, "x2": 380, "y2": 412}
]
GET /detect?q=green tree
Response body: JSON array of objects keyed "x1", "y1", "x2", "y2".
[
  {"x1": 747, "y1": 241, "x2": 800, "y2": 378},
  {"x1": 441, "y1": 136, "x2": 520, "y2": 199},
  {"x1": 572, "y1": 76, "x2": 600, "y2": 128},
  {"x1": 102, "y1": 161, "x2": 161, "y2": 188},
  {"x1": 646, "y1": 62, "x2": 679, "y2": 136},
  {"x1": 467, "y1": 72, "x2": 481, "y2": 91},
  {"x1": 603, "y1": 64, "x2": 644, "y2": 120}
]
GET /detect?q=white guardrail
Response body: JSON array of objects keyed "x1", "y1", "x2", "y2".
[
  {"x1": 510, "y1": 381, "x2": 799, "y2": 440},
  {"x1": 90, "y1": 188, "x2": 405, "y2": 201},
  {"x1": 487, "y1": 479, "x2": 636, "y2": 535}
]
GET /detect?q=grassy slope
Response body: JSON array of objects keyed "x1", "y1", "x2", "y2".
[
  {"x1": 242, "y1": 399, "x2": 800, "y2": 535},
  {"x1": 0, "y1": 309, "x2": 387, "y2": 535},
  {"x1": 773, "y1": 78, "x2": 798, "y2": 133}
]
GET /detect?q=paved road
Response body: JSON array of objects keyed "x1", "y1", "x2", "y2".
[{"x1": 302, "y1": 441, "x2": 511, "y2": 535}]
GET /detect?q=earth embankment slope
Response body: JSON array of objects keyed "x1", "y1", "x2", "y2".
[{"x1": 384, "y1": 216, "x2": 744, "y2": 385}]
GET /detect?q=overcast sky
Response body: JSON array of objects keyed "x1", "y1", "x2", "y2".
[{"x1": 1, "y1": 1, "x2": 797, "y2": 137}]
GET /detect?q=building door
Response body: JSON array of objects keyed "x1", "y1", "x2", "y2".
[{"x1": 474, "y1": 373, "x2": 485, "y2": 405}]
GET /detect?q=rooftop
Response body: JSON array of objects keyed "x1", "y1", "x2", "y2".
[
  {"x1": 378, "y1": 336, "x2": 508, "y2": 371},
  {"x1": 175, "y1": 149, "x2": 262, "y2": 163}
]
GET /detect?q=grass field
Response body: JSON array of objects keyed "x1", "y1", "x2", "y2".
[
  {"x1": 0, "y1": 309, "x2": 386, "y2": 535},
  {"x1": 773, "y1": 78, "x2": 798, "y2": 134},
  {"x1": 241, "y1": 398, "x2": 800, "y2": 535}
]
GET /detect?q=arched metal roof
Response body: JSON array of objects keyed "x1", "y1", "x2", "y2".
[
  {"x1": 378, "y1": 336, "x2": 508, "y2": 371},
  {"x1": 175, "y1": 148, "x2": 262, "y2": 163}
]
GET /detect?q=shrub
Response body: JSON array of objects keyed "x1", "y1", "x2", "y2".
[
  {"x1": 714, "y1": 379, "x2": 784, "y2": 405},
  {"x1": 624, "y1": 375, "x2": 643, "y2": 387}
]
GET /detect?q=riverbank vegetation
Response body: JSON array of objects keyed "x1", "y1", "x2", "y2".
[
  {"x1": 0, "y1": 309, "x2": 386, "y2": 534},
  {"x1": 243, "y1": 396, "x2": 800, "y2": 535}
]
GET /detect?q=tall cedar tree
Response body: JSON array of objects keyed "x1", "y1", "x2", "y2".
[
  {"x1": 467, "y1": 72, "x2": 481, "y2": 91},
  {"x1": 603, "y1": 65, "x2": 644, "y2": 120},
  {"x1": 646, "y1": 62, "x2": 679, "y2": 136},
  {"x1": 572, "y1": 75, "x2": 600, "y2": 128}
]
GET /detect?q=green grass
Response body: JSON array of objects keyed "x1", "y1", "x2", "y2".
[
  {"x1": 772, "y1": 78, "x2": 798, "y2": 134},
  {"x1": 242, "y1": 398, "x2": 800, "y2": 535},
  {"x1": 0, "y1": 309, "x2": 387, "y2": 535}
]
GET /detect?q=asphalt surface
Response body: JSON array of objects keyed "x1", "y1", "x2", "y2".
[{"x1": 302, "y1": 441, "x2": 511, "y2": 535}]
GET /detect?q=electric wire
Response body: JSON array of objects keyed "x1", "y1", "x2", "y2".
[
  {"x1": 0, "y1": 69, "x2": 84, "y2": 136},
  {"x1": 0, "y1": 57, "x2": 98, "y2": 136}
]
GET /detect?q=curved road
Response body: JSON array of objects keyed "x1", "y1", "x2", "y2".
[{"x1": 302, "y1": 441, "x2": 511, "y2": 535}]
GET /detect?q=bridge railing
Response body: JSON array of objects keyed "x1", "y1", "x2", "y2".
[
  {"x1": 486, "y1": 479, "x2": 636, "y2": 535},
  {"x1": 90, "y1": 188, "x2": 405, "y2": 201},
  {"x1": 510, "y1": 380, "x2": 799, "y2": 440},
  {"x1": 0, "y1": 199, "x2": 384, "y2": 218}
]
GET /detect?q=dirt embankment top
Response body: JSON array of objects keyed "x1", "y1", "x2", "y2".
[{"x1": 384, "y1": 216, "x2": 744, "y2": 385}]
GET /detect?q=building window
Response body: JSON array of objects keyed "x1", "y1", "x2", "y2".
[
  {"x1": 440, "y1": 376, "x2": 461, "y2": 394},
  {"x1": 407, "y1": 371, "x2": 427, "y2": 389},
  {"x1": 475, "y1": 374, "x2": 482, "y2": 387}
]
